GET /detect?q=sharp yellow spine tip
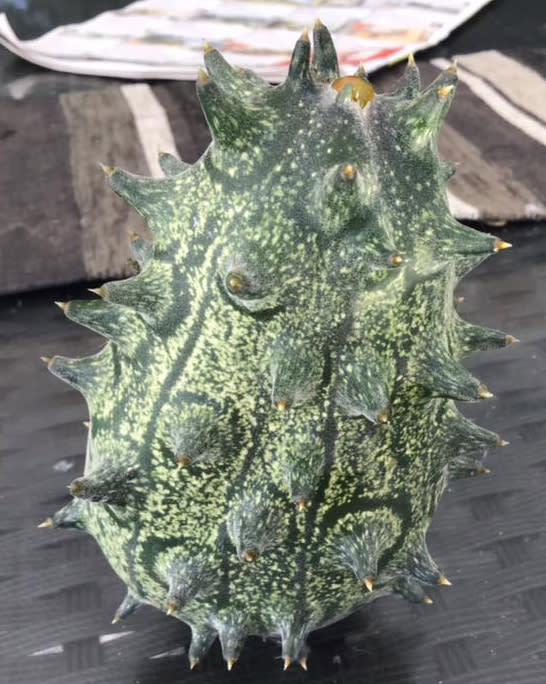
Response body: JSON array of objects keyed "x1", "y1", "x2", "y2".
[
  {"x1": 342, "y1": 163, "x2": 356, "y2": 179},
  {"x1": 242, "y1": 548, "x2": 257, "y2": 563},
  {"x1": 297, "y1": 496, "x2": 308, "y2": 512},
  {"x1": 197, "y1": 67, "x2": 211, "y2": 84},
  {"x1": 166, "y1": 600, "x2": 178, "y2": 616},
  {"x1": 177, "y1": 455, "x2": 192, "y2": 469},
  {"x1": 376, "y1": 408, "x2": 389, "y2": 424},
  {"x1": 390, "y1": 253, "x2": 404, "y2": 266},
  {"x1": 494, "y1": 238, "x2": 512, "y2": 252},
  {"x1": 88, "y1": 286, "x2": 106, "y2": 298},
  {"x1": 477, "y1": 384, "x2": 494, "y2": 400},
  {"x1": 99, "y1": 163, "x2": 115, "y2": 177},
  {"x1": 437, "y1": 84, "x2": 454, "y2": 99}
]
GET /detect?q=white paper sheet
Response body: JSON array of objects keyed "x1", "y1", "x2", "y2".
[{"x1": 0, "y1": 0, "x2": 494, "y2": 81}]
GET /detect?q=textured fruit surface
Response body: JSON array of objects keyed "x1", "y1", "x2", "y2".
[{"x1": 41, "y1": 22, "x2": 515, "y2": 671}]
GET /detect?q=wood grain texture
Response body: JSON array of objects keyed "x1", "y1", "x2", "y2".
[
  {"x1": 60, "y1": 87, "x2": 149, "y2": 279},
  {"x1": 0, "y1": 95, "x2": 83, "y2": 293}
]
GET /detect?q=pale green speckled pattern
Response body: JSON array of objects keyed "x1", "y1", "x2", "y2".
[{"x1": 42, "y1": 23, "x2": 514, "y2": 670}]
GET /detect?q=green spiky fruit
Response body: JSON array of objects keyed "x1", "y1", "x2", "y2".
[{"x1": 41, "y1": 23, "x2": 516, "y2": 671}]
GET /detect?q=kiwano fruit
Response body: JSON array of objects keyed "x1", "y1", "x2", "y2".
[{"x1": 40, "y1": 21, "x2": 515, "y2": 672}]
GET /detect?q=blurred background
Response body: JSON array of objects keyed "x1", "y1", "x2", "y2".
[{"x1": 1, "y1": 2, "x2": 545, "y2": 684}]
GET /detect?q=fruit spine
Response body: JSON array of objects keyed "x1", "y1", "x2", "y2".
[{"x1": 40, "y1": 22, "x2": 515, "y2": 671}]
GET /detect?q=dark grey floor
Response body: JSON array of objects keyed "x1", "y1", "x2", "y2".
[{"x1": 2, "y1": 222, "x2": 546, "y2": 684}]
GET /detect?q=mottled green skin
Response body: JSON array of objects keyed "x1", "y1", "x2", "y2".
[{"x1": 45, "y1": 26, "x2": 512, "y2": 667}]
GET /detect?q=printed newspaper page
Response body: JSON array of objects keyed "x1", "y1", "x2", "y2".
[{"x1": 0, "y1": 0, "x2": 494, "y2": 81}]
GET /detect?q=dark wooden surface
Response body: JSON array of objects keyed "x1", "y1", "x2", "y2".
[{"x1": 2, "y1": 222, "x2": 546, "y2": 683}]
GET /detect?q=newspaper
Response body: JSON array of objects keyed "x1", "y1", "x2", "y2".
[{"x1": 0, "y1": 0, "x2": 494, "y2": 81}]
